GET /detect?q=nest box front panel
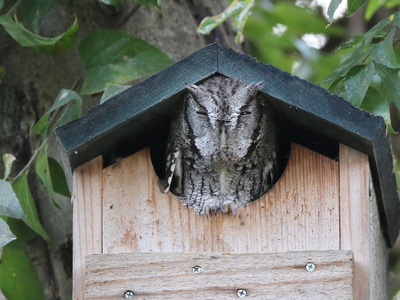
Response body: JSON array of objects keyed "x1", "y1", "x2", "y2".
[
  {"x1": 100, "y1": 143, "x2": 339, "y2": 254},
  {"x1": 73, "y1": 141, "x2": 387, "y2": 300}
]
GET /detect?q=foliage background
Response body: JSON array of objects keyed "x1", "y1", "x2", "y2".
[{"x1": 1, "y1": 0, "x2": 400, "y2": 299}]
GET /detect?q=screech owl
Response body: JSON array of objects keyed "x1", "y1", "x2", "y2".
[{"x1": 162, "y1": 75, "x2": 279, "y2": 215}]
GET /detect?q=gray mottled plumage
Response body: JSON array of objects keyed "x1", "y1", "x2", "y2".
[{"x1": 163, "y1": 75, "x2": 278, "y2": 215}]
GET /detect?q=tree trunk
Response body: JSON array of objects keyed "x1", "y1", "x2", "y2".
[{"x1": 0, "y1": 0, "x2": 239, "y2": 299}]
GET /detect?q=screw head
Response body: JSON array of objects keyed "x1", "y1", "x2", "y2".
[
  {"x1": 305, "y1": 262, "x2": 316, "y2": 272},
  {"x1": 192, "y1": 265, "x2": 202, "y2": 273},
  {"x1": 237, "y1": 288, "x2": 247, "y2": 297},
  {"x1": 124, "y1": 290, "x2": 134, "y2": 298}
]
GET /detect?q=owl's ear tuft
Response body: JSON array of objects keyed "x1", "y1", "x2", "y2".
[
  {"x1": 247, "y1": 81, "x2": 264, "y2": 98},
  {"x1": 250, "y1": 81, "x2": 264, "y2": 92},
  {"x1": 186, "y1": 84, "x2": 200, "y2": 98},
  {"x1": 254, "y1": 81, "x2": 264, "y2": 91}
]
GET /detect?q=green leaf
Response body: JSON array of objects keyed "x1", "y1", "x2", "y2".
[
  {"x1": 47, "y1": 89, "x2": 82, "y2": 126},
  {"x1": 0, "y1": 218, "x2": 16, "y2": 247},
  {"x1": 7, "y1": 218, "x2": 37, "y2": 244},
  {"x1": 35, "y1": 145, "x2": 60, "y2": 209},
  {"x1": 79, "y1": 29, "x2": 173, "y2": 95},
  {"x1": 365, "y1": 0, "x2": 385, "y2": 20},
  {"x1": 58, "y1": 98, "x2": 82, "y2": 125},
  {"x1": 360, "y1": 86, "x2": 395, "y2": 133},
  {"x1": 0, "y1": 0, "x2": 3, "y2": 10},
  {"x1": 198, "y1": 0, "x2": 245, "y2": 35},
  {"x1": 33, "y1": 113, "x2": 50, "y2": 135},
  {"x1": 0, "y1": 242, "x2": 45, "y2": 300},
  {"x1": 328, "y1": 77, "x2": 345, "y2": 95},
  {"x1": 33, "y1": 89, "x2": 82, "y2": 135},
  {"x1": 394, "y1": 12, "x2": 400, "y2": 29},
  {"x1": 18, "y1": 0, "x2": 56, "y2": 30},
  {"x1": 100, "y1": 0, "x2": 123, "y2": 6},
  {"x1": 369, "y1": 28, "x2": 400, "y2": 68},
  {"x1": 386, "y1": 0, "x2": 400, "y2": 8},
  {"x1": 245, "y1": 3, "x2": 344, "y2": 41},
  {"x1": 320, "y1": 49, "x2": 367, "y2": 85},
  {"x1": 48, "y1": 158, "x2": 70, "y2": 198},
  {"x1": 344, "y1": 62, "x2": 375, "y2": 106},
  {"x1": 3, "y1": 153, "x2": 16, "y2": 180},
  {"x1": 327, "y1": 0, "x2": 343, "y2": 23},
  {"x1": 232, "y1": 0, "x2": 255, "y2": 44},
  {"x1": 358, "y1": 16, "x2": 389, "y2": 49},
  {"x1": 348, "y1": 0, "x2": 366, "y2": 14},
  {"x1": 338, "y1": 34, "x2": 364, "y2": 50},
  {"x1": 376, "y1": 64, "x2": 400, "y2": 110},
  {"x1": 244, "y1": 1, "x2": 344, "y2": 79},
  {"x1": 0, "y1": 15, "x2": 78, "y2": 54},
  {"x1": 13, "y1": 173, "x2": 53, "y2": 243},
  {"x1": 100, "y1": 85, "x2": 130, "y2": 103},
  {"x1": 134, "y1": 0, "x2": 161, "y2": 10},
  {"x1": 0, "y1": 180, "x2": 26, "y2": 219},
  {"x1": 48, "y1": 89, "x2": 82, "y2": 114}
]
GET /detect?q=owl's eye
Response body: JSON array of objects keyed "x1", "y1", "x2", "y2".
[
  {"x1": 240, "y1": 111, "x2": 251, "y2": 116},
  {"x1": 196, "y1": 110, "x2": 208, "y2": 116}
]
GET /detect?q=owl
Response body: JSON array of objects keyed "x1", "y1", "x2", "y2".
[{"x1": 162, "y1": 75, "x2": 279, "y2": 215}]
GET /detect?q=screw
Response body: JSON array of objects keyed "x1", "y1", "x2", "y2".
[
  {"x1": 237, "y1": 289, "x2": 247, "y2": 297},
  {"x1": 192, "y1": 265, "x2": 202, "y2": 273},
  {"x1": 305, "y1": 262, "x2": 316, "y2": 272},
  {"x1": 124, "y1": 290, "x2": 134, "y2": 298}
]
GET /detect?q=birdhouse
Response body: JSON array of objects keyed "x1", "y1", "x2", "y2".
[{"x1": 56, "y1": 44, "x2": 400, "y2": 300}]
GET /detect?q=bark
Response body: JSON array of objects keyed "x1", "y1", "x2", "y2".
[{"x1": 0, "y1": 0, "x2": 239, "y2": 299}]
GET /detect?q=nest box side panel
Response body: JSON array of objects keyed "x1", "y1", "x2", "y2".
[
  {"x1": 101, "y1": 143, "x2": 340, "y2": 254},
  {"x1": 339, "y1": 145, "x2": 388, "y2": 299},
  {"x1": 72, "y1": 156, "x2": 103, "y2": 300}
]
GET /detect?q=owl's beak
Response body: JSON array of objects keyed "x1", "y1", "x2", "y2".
[{"x1": 220, "y1": 125, "x2": 227, "y2": 147}]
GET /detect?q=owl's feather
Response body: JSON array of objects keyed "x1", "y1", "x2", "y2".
[
  {"x1": 162, "y1": 75, "x2": 279, "y2": 215},
  {"x1": 163, "y1": 149, "x2": 181, "y2": 193}
]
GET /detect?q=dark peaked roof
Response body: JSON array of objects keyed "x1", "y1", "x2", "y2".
[{"x1": 56, "y1": 43, "x2": 400, "y2": 247}]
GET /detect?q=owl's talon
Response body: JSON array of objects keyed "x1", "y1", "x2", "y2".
[
  {"x1": 204, "y1": 205, "x2": 210, "y2": 216},
  {"x1": 221, "y1": 204, "x2": 229, "y2": 214},
  {"x1": 213, "y1": 206, "x2": 219, "y2": 217},
  {"x1": 230, "y1": 204, "x2": 238, "y2": 217}
]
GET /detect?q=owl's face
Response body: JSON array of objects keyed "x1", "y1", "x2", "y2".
[{"x1": 185, "y1": 76, "x2": 264, "y2": 162}]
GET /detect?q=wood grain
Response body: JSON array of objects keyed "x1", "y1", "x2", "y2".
[
  {"x1": 72, "y1": 156, "x2": 103, "y2": 300},
  {"x1": 102, "y1": 143, "x2": 340, "y2": 254},
  {"x1": 339, "y1": 145, "x2": 388, "y2": 299},
  {"x1": 85, "y1": 250, "x2": 353, "y2": 300}
]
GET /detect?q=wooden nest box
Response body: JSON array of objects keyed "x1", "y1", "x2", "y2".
[{"x1": 56, "y1": 44, "x2": 400, "y2": 299}]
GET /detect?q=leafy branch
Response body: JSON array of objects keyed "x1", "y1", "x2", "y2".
[{"x1": 0, "y1": 0, "x2": 171, "y2": 298}]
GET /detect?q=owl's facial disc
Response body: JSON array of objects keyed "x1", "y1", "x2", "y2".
[{"x1": 185, "y1": 78, "x2": 265, "y2": 162}]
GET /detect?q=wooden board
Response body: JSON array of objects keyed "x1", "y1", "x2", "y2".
[
  {"x1": 72, "y1": 156, "x2": 103, "y2": 300},
  {"x1": 101, "y1": 143, "x2": 340, "y2": 254},
  {"x1": 339, "y1": 145, "x2": 388, "y2": 299},
  {"x1": 85, "y1": 250, "x2": 354, "y2": 300}
]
